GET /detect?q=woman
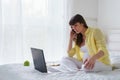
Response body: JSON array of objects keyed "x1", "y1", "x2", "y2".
[{"x1": 61, "y1": 14, "x2": 112, "y2": 72}]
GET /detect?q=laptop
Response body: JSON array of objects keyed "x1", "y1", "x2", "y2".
[{"x1": 31, "y1": 48, "x2": 47, "y2": 73}]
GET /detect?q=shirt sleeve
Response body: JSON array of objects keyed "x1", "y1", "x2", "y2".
[
  {"x1": 93, "y1": 28, "x2": 109, "y2": 60},
  {"x1": 68, "y1": 44, "x2": 81, "y2": 56},
  {"x1": 68, "y1": 44, "x2": 76, "y2": 57}
]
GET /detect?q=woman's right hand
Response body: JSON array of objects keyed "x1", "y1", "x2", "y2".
[
  {"x1": 67, "y1": 30, "x2": 76, "y2": 53},
  {"x1": 70, "y1": 30, "x2": 77, "y2": 40}
]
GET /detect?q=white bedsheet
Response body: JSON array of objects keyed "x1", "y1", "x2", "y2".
[{"x1": 0, "y1": 64, "x2": 120, "y2": 80}]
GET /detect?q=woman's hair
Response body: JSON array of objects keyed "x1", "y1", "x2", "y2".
[
  {"x1": 75, "y1": 33, "x2": 83, "y2": 47},
  {"x1": 69, "y1": 14, "x2": 88, "y2": 28}
]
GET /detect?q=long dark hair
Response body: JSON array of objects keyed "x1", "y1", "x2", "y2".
[
  {"x1": 76, "y1": 33, "x2": 83, "y2": 47},
  {"x1": 69, "y1": 14, "x2": 88, "y2": 28},
  {"x1": 72, "y1": 30, "x2": 83, "y2": 47}
]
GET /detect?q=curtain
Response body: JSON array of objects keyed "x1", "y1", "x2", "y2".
[
  {"x1": 0, "y1": 0, "x2": 23, "y2": 64},
  {"x1": 0, "y1": 0, "x2": 71, "y2": 65}
]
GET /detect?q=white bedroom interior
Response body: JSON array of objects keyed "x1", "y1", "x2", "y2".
[{"x1": 0, "y1": 0, "x2": 120, "y2": 65}]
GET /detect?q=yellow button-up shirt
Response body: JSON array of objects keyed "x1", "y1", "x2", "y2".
[{"x1": 68, "y1": 27, "x2": 111, "y2": 65}]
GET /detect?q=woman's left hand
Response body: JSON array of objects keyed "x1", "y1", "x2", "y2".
[{"x1": 84, "y1": 56, "x2": 97, "y2": 70}]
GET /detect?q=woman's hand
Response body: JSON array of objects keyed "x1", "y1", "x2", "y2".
[
  {"x1": 83, "y1": 50, "x2": 104, "y2": 70},
  {"x1": 67, "y1": 30, "x2": 77, "y2": 53},
  {"x1": 84, "y1": 56, "x2": 96, "y2": 70},
  {"x1": 70, "y1": 30, "x2": 77, "y2": 40}
]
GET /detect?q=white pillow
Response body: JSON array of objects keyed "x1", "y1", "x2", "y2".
[
  {"x1": 110, "y1": 56, "x2": 120, "y2": 68},
  {"x1": 109, "y1": 51, "x2": 120, "y2": 69}
]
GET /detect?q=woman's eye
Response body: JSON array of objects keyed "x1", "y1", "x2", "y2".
[{"x1": 75, "y1": 24, "x2": 77, "y2": 27}]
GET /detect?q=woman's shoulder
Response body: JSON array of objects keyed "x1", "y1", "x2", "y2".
[
  {"x1": 89, "y1": 27, "x2": 102, "y2": 33},
  {"x1": 89, "y1": 26, "x2": 100, "y2": 30},
  {"x1": 89, "y1": 27, "x2": 105, "y2": 39}
]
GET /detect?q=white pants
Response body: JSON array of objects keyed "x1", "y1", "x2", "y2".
[{"x1": 60, "y1": 57, "x2": 112, "y2": 72}]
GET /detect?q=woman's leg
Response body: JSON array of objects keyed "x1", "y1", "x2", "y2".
[
  {"x1": 82, "y1": 52, "x2": 112, "y2": 72},
  {"x1": 92, "y1": 61, "x2": 112, "y2": 72},
  {"x1": 81, "y1": 61, "x2": 112, "y2": 72},
  {"x1": 60, "y1": 57, "x2": 82, "y2": 71}
]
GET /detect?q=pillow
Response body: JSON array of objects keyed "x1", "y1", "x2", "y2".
[
  {"x1": 110, "y1": 56, "x2": 120, "y2": 69},
  {"x1": 109, "y1": 51, "x2": 120, "y2": 69}
]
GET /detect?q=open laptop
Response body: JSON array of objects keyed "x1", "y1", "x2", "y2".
[
  {"x1": 31, "y1": 48, "x2": 60, "y2": 73},
  {"x1": 31, "y1": 48, "x2": 47, "y2": 73}
]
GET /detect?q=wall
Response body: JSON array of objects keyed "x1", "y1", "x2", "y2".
[
  {"x1": 98, "y1": 0, "x2": 120, "y2": 41},
  {"x1": 98, "y1": 0, "x2": 120, "y2": 29}
]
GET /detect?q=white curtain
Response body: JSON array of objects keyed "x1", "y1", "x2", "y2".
[
  {"x1": 0, "y1": 0, "x2": 23, "y2": 64},
  {"x1": 0, "y1": 0, "x2": 71, "y2": 65}
]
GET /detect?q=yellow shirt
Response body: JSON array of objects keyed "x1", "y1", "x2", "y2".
[{"x1": 68, "y1": 27, "x2": 111, "y2": 65}]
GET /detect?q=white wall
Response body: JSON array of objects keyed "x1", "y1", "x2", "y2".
[
  {"x1": 97, "y1": 0, "x2": 120, "y2": 40},
  {"x1": 98, "y1": 0, "x2": 120, "y2": 29}
]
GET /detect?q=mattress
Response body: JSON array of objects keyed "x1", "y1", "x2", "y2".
[{"x1": 0, "y1": 64, "x2": 120, "y2": 80}]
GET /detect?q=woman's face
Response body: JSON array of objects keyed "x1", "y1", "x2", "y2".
[{"x1": 71, "y1": 22, "x2": 84, "y2": 34}]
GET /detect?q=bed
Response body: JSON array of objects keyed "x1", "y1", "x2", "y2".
[{"x1": 0, "y1": 64, "x2": 120, "y2": 80}]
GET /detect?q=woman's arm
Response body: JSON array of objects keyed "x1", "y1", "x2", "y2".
[
  {"x1": 84, "y1": 28, "x2": 106, "y2": 69},
  {"x1": 84, "y1": 50, "x2": 104, "y2": 69},
  {"x1": 93, "y1": 50, "x2": 104, "y2": 60},
  {"x1": 67, "y1": 36, "x2": 73, "y2": 53},
  {"x1": 67, "y1": 30, "x2": 76, "y2": 56}
]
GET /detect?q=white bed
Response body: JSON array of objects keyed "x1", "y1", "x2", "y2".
[{"x1": 0, "y1": 64, "x2": 120, "y2": 80}]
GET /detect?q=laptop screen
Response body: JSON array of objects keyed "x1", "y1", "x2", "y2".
[{"x1": 31, "y1": 48, "x2": 47, "y2": 73}]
